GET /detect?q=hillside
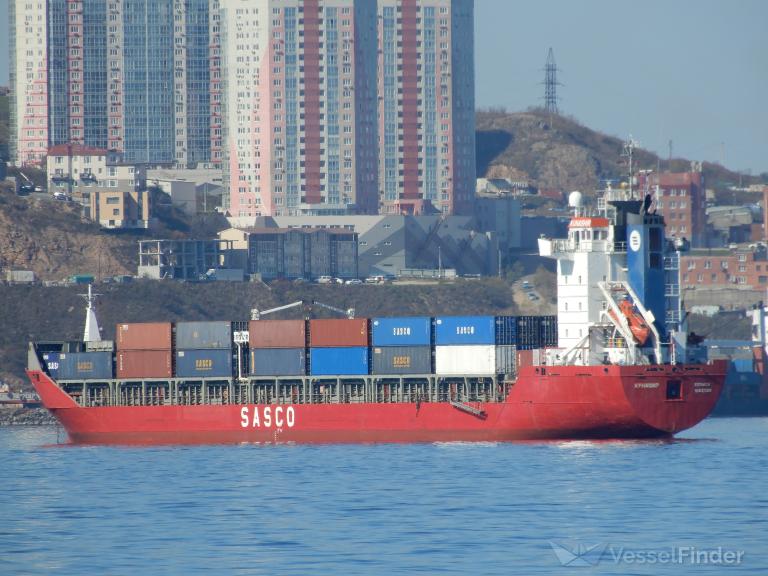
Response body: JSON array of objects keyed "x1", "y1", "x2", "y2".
[
  {"x1": 0, "y1": 278, "x2": 531, "y2": 388},
  {"x1": 476, "y1": 108, "x2": 766, "y2": 200},
  {"x1": 0, "y1": 184, "x2": 230, "y2": 282}
]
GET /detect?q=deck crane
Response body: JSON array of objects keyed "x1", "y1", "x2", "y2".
[
  {"x1": 241, "y1": 300, "x2": 355, "y2": 381},
  {"x1": 250, "y1": 300, "x2": 355, "y2": 321}
]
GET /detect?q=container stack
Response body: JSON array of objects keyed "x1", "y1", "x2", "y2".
[
  {"x1": 371, "y1": 317, "x2": 432, "y2": 375},
  {"x1": 434, "y1": 316, "x2": 497, "y2": 375},
  {"x1": 309, "y1": 318, "x2": 369, "y2": 376},
  {"x1": 116, "y1": 322, "x2": 173, "y2": 379},
  {"x1": 248, "y1": 319, "x2": 307, "y2": 376},
  {"x1": 516, "y1": 316, "x2": 558, "y2": 349},
  {"x1": 494, "y1": 316, "x2": 518, "y2": 375},
  {"x1": 175, "y1": 321, "x2": 234, "y2": 378}
]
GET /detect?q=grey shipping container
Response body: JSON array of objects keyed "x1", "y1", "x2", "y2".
[
  {"x1": 250, "y1": 348, "x2": 306, "y2": 376},
  {"x1": 495, "y1": 345, "x2": 517, "y2": 375},
  {"x1": 372, "y1": 346, "x2": 432, "y2": 375},
  {"x1": 176, "y1": 321, "x2": 233, "y2": 350},
  {"x1": 58, "y1": 351, "x2": 113, "y2": 380},
  {"x1": 175, "y1": 348, "x2": 233, "y2": 378}
]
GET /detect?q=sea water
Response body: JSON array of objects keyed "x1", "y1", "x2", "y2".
[{"x1": 1, "y1": 418, "x2": 766, "y2": 575}]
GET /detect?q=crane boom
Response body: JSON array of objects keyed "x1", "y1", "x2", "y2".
[{"x1": 250, "y1": 299, "x2": 355, "y2": 320}]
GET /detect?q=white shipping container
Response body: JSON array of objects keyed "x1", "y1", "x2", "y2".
[{"x1": 435, "y1": 345, "x2": 496, "y2": 375}]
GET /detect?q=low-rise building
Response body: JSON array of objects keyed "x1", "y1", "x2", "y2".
[
  {"x1": 46, "y1": 144, "x2": 147, "y2": 221},
  {"x1": 226, "y1": 214, "x2": 500, "y2": 278},
  {"x1": 90, "y1": 190, "x2": 152, "y2": 230},
  {"x1": 147, "y1": 168, "x2": 224, "y2": 215},
  {"x1": 219, "y1": 227, "x2": 358, "y2": 281},
  {"x1": 681, "y1": 245, "x2": 768, "y2": 289}
]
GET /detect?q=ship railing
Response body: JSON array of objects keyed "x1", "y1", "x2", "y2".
[{"x1": 548, "y1": 239, "x2": 619, "y2": 254}]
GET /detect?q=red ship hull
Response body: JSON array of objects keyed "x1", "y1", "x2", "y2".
[{"x1": 27, "y1": 362, "x2": 726, "y2": 444}]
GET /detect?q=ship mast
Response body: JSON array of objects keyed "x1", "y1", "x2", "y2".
[{"x1": 81, "y1": 284, "x2": 102, "y2": 342}]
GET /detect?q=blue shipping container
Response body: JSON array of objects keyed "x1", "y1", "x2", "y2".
[
  {"x1": 434, "y1": 316, "x2": 495, "y2": 345},
  {"x1": 176, "y1": 349, "x2": 233, "y2": 378},
  {"x1": 310, "y1": 347, "x2": 369, "y2": 376},
  {"x1": 175, "y1": 321, "x2": 232, "y2": 350},
  {"x1": 42, "y1": 352, "x2": 60, "y2": 379},
  {"x1": 372, "y1": 316, "x2": 432, "y2": 346},
  {"x1": 58, "y1": 352, "x2": 113, "y2": 380},
  {"x1": 250, "y1": 348, "x2": 306, "y2": 376},
  {"x1": 494, "y1": 316, "x2": 518, "y2": 345}
]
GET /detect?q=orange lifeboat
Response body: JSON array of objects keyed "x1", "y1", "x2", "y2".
[{"x1": 609, "y1": 299, "x2": 651, "y2": 346}]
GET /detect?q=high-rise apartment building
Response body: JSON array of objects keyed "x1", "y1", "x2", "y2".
[
  {"x1": 9, "y1": 1, "x2": 50, "y2": 166},
  {"x1": 220, "y1": 0, "x2": 379, "y2": 217},
  {"x1": 378, "y1": 0, "x2": 475, "y2": 215},
  {"x1": 9, "y1": 0, "x2": 212, "y2": 167}
]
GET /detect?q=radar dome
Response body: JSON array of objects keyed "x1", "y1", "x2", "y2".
[{"x1": 568, "y1": 191, "x2": 583, "y2": 208}]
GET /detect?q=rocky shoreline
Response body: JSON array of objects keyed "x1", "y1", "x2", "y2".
[{"x1": 0, "y1": 407, "x2": 58, "y2": 426}]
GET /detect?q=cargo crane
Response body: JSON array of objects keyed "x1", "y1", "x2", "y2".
[
  {"x1": 250, "y1": 300, "x2": 355, "y2": 321},
  {"x1": 242, "y1": 300, "x2": 355, "y2": 382}
]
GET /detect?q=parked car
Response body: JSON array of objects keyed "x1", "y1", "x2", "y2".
[
  {"x1": 316, "y1": 276, "x2": 333, "y2": 284},
  {"x1": 345, "y1": 279, "x2": 363, "y2": 285}
]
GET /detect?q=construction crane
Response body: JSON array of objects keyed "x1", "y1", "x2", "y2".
[{"x1": 250, "y1": 299, "x2": 355, "y2": 321}]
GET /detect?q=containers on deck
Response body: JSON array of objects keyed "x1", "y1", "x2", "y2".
[
  {"x1": 116, "y1": 322, "x2": 172, "y2": 350},
  {"x1": 117, "y1": 350, "x2": 173, "y2": 379},
  {"x1": 176, "y1": 349, "x2": 233, "y2": 378},
  {"x1": 310, "y1": 347, "x2": 369, "y2": 376},
  {"x1": 435, "y1": 345, "x2": 496, "y2": 375},
  {"x1": 250, "y1": 348, "x2": 306, "y2": 377},
  {"x1": 371, "y1": 346, "x2": 431, "y2": 375},
  {"x1": 309, "y1": 319, "x2": 369, "y2": 347},
  {"x1": 116, "y1": 322, "x2": 174, "y2": 379},
  {"x1": 176, "y1": 321, "x2": 232, "y2": 350},
  {"x1": 371, "y1": 317, "x2": 431, "y2": 347},
  {"x1": 516, "y1": 316, "x2": 558, "y2": 349},
  {"x1": 248, "y1": 319, "x2": 307, "y2": 376},
  {"x1": 248, "y1": 320, "x2": 306, "y2": 349},
  {"x1": 434, "y1": 316, "x2": 495, "y2": 346},
  {"x1": 58, "y1": 351, "x2": 113, "y2": 380},
  {"x1": 42, "y1": 352, "x2": 60, "y2": 379}
]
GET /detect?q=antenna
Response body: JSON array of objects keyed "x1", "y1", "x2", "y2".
[
  {"x1": 543, "y1": 48, "x2": 561, "y2": 115},
  {"x1": 80, "y1": 284, "x2": 103, "y2": 342},
  {"x1": 621, "y1": 137, "x2": 639, "y2": 199}
]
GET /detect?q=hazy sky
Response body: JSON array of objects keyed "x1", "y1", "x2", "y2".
[{"x1": 1, "y1": 0, "x2": 766, "y2": 174}]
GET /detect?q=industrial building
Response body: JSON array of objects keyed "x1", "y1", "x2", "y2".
[
  {"x1": 137, "y1": 239, "x2": 236, "y2": 281},
  {"x1": 219, "y1": 227, "x2": 358, "y2": 281}
]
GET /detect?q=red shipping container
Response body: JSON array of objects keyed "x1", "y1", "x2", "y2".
[
  {"x1": 117, "y1": 350, "x2": 173, "y2": 379},
  {"x1": 248, "y1": 319, "x2": 306, "y2": 349},
  {"x1": 116, "y1": 322, "x2": 172, "y2": 351},
  {"x1": 309, "y1": 318, "x2": 369, "y2": 347}
]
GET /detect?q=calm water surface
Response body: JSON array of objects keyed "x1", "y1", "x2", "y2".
[{"x1": 1, "y1": 418, "x2": 766, "y2": 575}]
